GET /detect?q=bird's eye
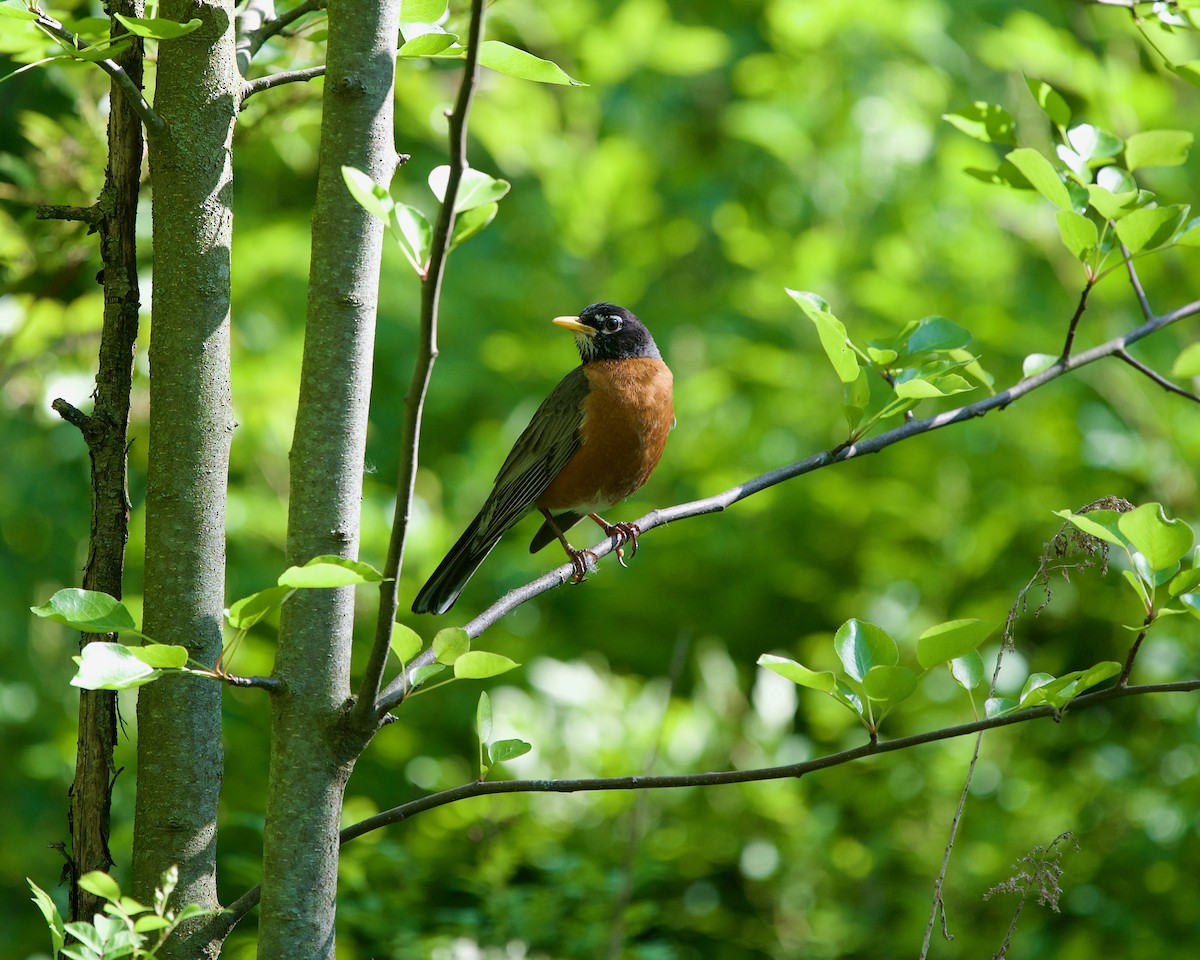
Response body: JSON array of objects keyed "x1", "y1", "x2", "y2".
[{"x1": 599, "y1": 315, "x2": 623, "y2": 334}]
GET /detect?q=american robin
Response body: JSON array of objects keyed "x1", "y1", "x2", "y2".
[{"x1": 411, "y1": 302, "x2": 674, "y2": 615}]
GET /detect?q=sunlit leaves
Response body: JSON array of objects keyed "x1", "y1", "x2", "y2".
[
  {"x1": 787, "y1": 290, "x2": 858, "y2": 383},
  {"x1": 31, "y1": 588, "x2": 137, "y2": 634},
  {"x1": 942, "y1": 102, "x2": 1015, "y2": 144},
  {"x1": 112, "y1": 13, "x2": 201, "y2": 40},
  {"x1": 71, "y1": 642, "x2": 175, "y2": 690},
  {"x1": 477, "y1": 691, "x2": 532, "y2": 780},
  {"x1": 478, "y1": 40, "x2": 585, "y2": 85},
  {"x1": 1113, "y1": 204, "x2": 1190, "y2": 255},
  {"x1": 343, "y1": 163, "x2": 509, "y2": 275},
  {"x1": 1055, "y1": 504, "x2": 1198, "y2": 617},
  {"x1": 760, "y1": 617, "x2": 994, "y2": 735},
  {"x1": 277, "y1": 555, "x2": 384, "y2": 588},
  {"x1": 1124, "y1": 130, "x2": 1192, "y2": 171},
  {"x1": 1026, "y1": 78, "x2": 1070, "y2": 127},
  {"x1": 1056, "y1": 210, "x2": 1097, "y2": 260},
  {"x1": 1005, "y1": 148, "x2": 1072, "y2": 210}
]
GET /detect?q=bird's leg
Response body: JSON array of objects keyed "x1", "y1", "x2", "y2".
[
  {"x1": 588, "y1": 513, "x2": 642, "y2": 568},
  {"x1": 538, "y1": 507, "x2": 595, "y2": 583}
]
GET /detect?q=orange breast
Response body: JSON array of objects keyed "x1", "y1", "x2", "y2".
[{"x1": 537, "y1": 357, "x2": 674, "y2": 513}]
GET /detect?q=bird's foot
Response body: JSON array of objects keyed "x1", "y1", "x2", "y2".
[
  {"x1": 568, "y1": 548, "x2": 598, "y2": 583},
  {"x1": 593, "y1": 518, "x2": 642, "y2": 568}
]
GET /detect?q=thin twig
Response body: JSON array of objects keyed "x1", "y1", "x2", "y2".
[
  {"x1": 29, "y1": 6, "x2": 164, "y2": 136},
  {"x1": 1059, "y1": 278, "x2": 1094, "y2": 361},
  {"x1": 356, "y1": 0, "x2": 487, "y2": 726},
  {"x1": 36, "y1": 204, "x2": 100, "y2": 224},
  {"x1": 215, "y1": 678, "x2": 1200, "y2": 933},
  {"x1": 1114, "y1": 349, "x2": 1200, "y2": 403},
  {"x1": 1120, "y1": 242, "x2": 1153, "y2": 321},
  {"x1": 246, "y1": 0, "x2": 326, "y2": 61},
  {"x1": 241, "y1": 65, "x2": 327, "y2": 104}
]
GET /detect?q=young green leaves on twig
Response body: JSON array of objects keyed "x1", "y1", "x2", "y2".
[
  {"x1": 35, "y1": 555, "x2": 520, "y2": 695},
  {"x1": 788, "y1": 291, "x2": 994, "y2": 442},
  {"x1": 398, "y1": 0, "x2": 585, "y2": 85},
  {"x1": 475, "y1": 691, "x2": 531, "y2": 780},
  {"x1": 342, "y1": 164, "x2": 510, "y2": 277},
  {"x1": 0, "y1": 1, "x2": 199, "y2": 84},
  {"x1": 389, "y1": 623, "x2": 520, "y2": 698},
  {"x1": 28, "y1": 866, "x2": 218, "y2": 960},
  {"x1": 1054, "y1": 502, "x2": 1199, "y2": 625},
  {"x1": 945, "y1": 77, "x2": 1198, "y2": 282},
  {"x1": 759, "y1": 617, "x2": 997, "y2": 738}
]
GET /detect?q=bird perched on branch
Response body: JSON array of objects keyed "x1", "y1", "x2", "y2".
[{"x1": 411, "y1": 303, "x2": 674, "y2": 615}]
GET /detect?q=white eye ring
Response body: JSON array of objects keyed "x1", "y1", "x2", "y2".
[{"x1": 599, "y1": 315, "x2": 623, "y2": 334}]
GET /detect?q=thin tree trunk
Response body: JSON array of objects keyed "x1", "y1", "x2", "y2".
[
  {"x1": 132, "y1": 1, "x2": 237, "y2": 953},
  {"x1": 256, "y1": 0, "x2": 400, "y2": 955},
  {"x1": 64, "y1": 0, "x2": 145, "y2": 923}
]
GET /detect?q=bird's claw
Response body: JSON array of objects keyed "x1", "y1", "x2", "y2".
[
  {"x1": 569, "y1": 549, "x2": 598, "y2": 583},
  {"x1": 604, "y1": 522, "x2": 641, "y2": 568}
]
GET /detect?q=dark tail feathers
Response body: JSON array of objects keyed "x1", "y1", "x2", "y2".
[{"x1": 411, "y1": 515, "x2": 503, "y2": 615}]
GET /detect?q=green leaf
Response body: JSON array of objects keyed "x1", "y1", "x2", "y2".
[
  {"x1": 31, "y1": 588, "x2": 137, "y2": 634},
  {"x1": 401, "y1": 0, "x2": 448, "y2": 25},
  {"x1": 476, "y1": 690, "x2": 493, "y2": 743},
  {"x1": 454, "y1": 650, "x2": 520, "y2": 679},
  {"x1": 409, "y1": 662, "x2": 446, "y2": 687},
  {"x1": 1168, "y1": 567, "x2": 1200, "y2": 599},
  {"x1": 985, "y1": 697, "x2": 1018, "y2": 718},
  {"x1": 113, "y1": 13, "x2": 201, "y2": 39},
  {"x1": 905, "y1": 315, "x2": 971, "y2": 354},
  {"x1": 950, "y1": 651, "x2": 985, "y2": 691},
  {"x1": 477, "y1": 40, "x2": 586, "y2": 85},
  {"x1": 1065, "y1": 124, "x2": 1123, "y2": 163},
  {"x1": 1074, "y1": 660, "x2": 1122, "y2": 695},
  {"x1": 1055, "y1": 209, "x2": 1097, "y2": 260},
  {"x1": 787, "y1": 290, "x2": 859, "y2": 384},
  {"x1": 488, "y1": 739, "x2": 532, "y2": 764},
  {"x1": 1175, "y1": 341, "x2": 1200, "y2": 382},
  {"x1": 128, "y1": 644, "x2": 189, "y2": 669},
  {"x1": 1005, "y1": 148, "x2": 1071, "y2": 210},
  {"x1": 341, "y1": 166, "x2": 394, "y2": 221},
  {"x1": 427, "y1": 165, "x2": 511, "y2": 213},
  {"x1": 1086, "y1": 183, "x2": 1140, "y2": 221},
  {"x1": 226, "y1": 585, "x2": 292, "y2": 630},
  {"x1": 1125, "y1": 130, "x2": 1192, "y2": 171},
  {"x1": 1174, "y1": 60, "x2": 1200, "y2": 88},
  {"x1": 432, "y1": 627, "x2": 469, "y2": 664},
  {"x1": 1096, "y1": 165, "x2": 1136, "y2": 194},
  {"x1": 278, "y1": 555, "x2": 383, "y2": 588},
  {"x1": 1019, "y1": 672, "x2": 1057, "y2": 703},
  {"x1": 78, "y1": 871, "x2": 122, "y2": 902},
  {"x1": 1026, "y1": 78, "x2": 1070, "y2": 127},
  {"x1": 390, "y1": 623, "x2": 423, "y2": 664},
  {"x1": 449, "y1": 202, "x2": 498, "y2": 250},
  {"x1": 834, "y1": 619, "x2": 897, "y2": 682},
  {"x1": 917, "y1": 619, "x2": 997, "y2": 669},
  {"x1": 757, "y1": 653, "x2": 836, "y2": 692},
  {"x1": 1122, "y1": 568, "x2": 1151, "y2": 611},
  {"x1": 1179, "y1": 593, "x2": 1200, "y2": 620},
  {"x1": 388, "y1": 202, "x2": 433, "y2": 274},
  {"x1": 1053, "y1": 508, "x2": 1129, "y2": 550},
  {"x1": 398, "y1": 33, "x2": 460, "y2": 57},
  {"x1": 28, "y1": 879, "x2": 66, "y2": 956},
  {"x1": 893, "y1": 374, "x2": 973, "y2": 399},
  {"x1": 70, "y1": 643, "x2": 163, "y2": 690},
  {"x1": 942, "y1": 102, "x2": 1016, "y2": 144},
  {"x1": 133, "y1": 915, "x2": 172, "y2": 932},
  {"x1": 862, "y1": 664, "x2": 917, "y2": 704},
  {"x1": 0, "y1": 2, "x2": 39, "y2": 20},
  {"x1": 1176, "y1": 219, "x2": 1200, "y2": 249},
  {"x1": 1114, "y1": 204, "x2": 1188, "y2": 255},
  {"x1": 1022, "y1": 353, "x2": 1058, "y2": 378},
  {"x1": 1117, "y1": 503, "x2": 1194, "y2": 571}
]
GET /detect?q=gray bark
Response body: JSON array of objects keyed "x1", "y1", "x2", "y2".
[
  {"x1": 256, "y1": 0, "x2": 401, "y2": 956},
  {"x1": 132, "y1": 2, "x2": 237, "y2": 955}
]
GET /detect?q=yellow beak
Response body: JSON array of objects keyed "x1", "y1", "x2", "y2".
[{"x1": 552, "y1": 316, "x2": 596, "y2": 336}]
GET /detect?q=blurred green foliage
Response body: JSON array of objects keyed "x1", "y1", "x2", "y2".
[{"x1": 3, "y1": 0, "x2": 1200, "y2": 957}]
